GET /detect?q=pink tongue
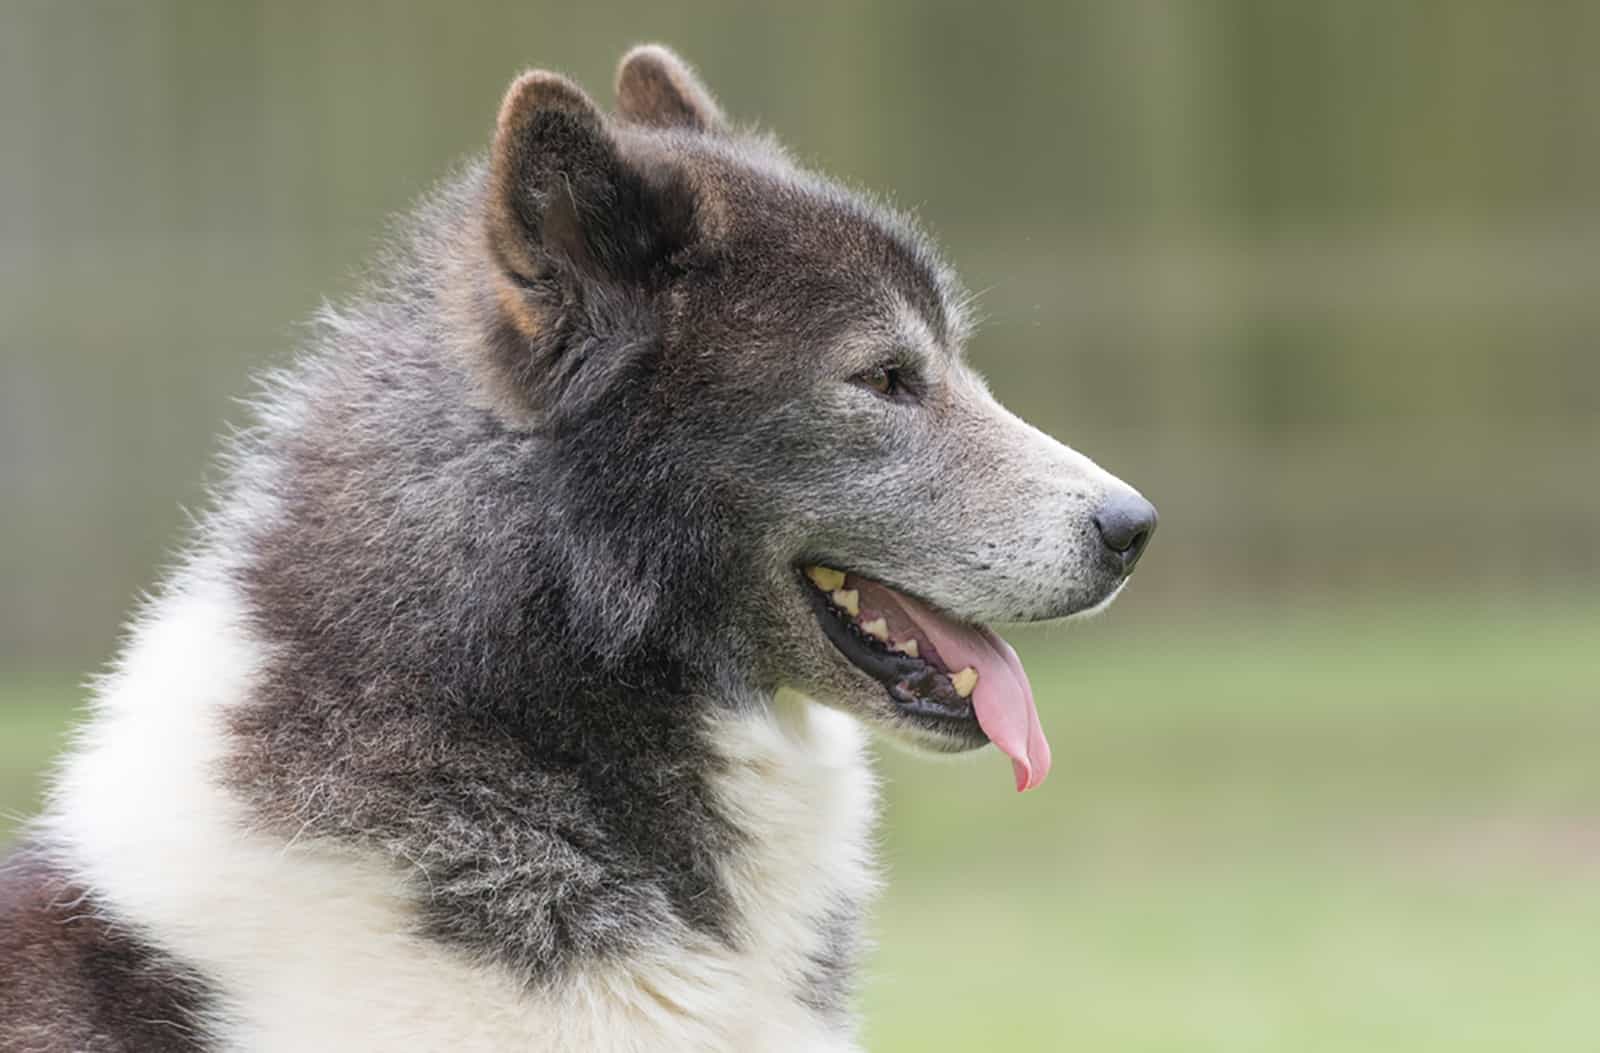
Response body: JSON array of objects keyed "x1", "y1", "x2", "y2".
[{"x1": 893, "y1": 593, "x2": 1053, "y2": 792}]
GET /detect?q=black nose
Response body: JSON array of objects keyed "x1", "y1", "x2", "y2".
[{"x1": 1093, "y1": 492, "x2": 1157, "y2": 571}]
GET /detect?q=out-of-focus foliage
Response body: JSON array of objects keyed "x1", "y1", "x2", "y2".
[{"x1": 3, "y1": 1, "x2": 1597, "y2": 665}]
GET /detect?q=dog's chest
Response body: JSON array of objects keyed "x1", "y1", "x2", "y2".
[
  {"x1": 702, "y1": 694, "x2": 881, "y2": 1015},
  {"x1": 228, "y1": 698, "x2": 879, "y2": 1053}
]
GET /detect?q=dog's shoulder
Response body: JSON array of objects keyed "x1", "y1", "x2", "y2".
[{"x1": 0, "y1": 844, "x2": 216, "y2": 1053}]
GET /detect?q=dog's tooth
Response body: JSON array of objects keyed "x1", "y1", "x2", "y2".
[
  {"x1": 861, "y1": 617, "x2": 888, "y2": 640},
  {"x1": 951, "y1": 667, "x2": 978, "y2": 698},
  {"x1": 891, "y1": 638, "x2": 919, "y2": 658},
  {"x1": 806, "y1": 566, "x2": 846, "y2": 592},
  {"x1": 830, "y1": 589, "x2": 860, "y2": 616}
]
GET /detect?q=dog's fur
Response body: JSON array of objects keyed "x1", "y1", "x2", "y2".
[{"x1": 0, "y1": 47, "x2": 1147, "y2": 1052}]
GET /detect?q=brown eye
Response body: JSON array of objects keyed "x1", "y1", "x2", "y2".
[{"x1": 856, "y1": 365, "x2": 901, "y2": 397}]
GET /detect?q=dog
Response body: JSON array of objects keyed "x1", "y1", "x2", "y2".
[{"x1": 0, "y1": 45, "x2": 1155, "y2": 1052}]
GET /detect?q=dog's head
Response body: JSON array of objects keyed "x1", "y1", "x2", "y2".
[{"x1": 468, "y1": 47, "x2": 1155, "y2": 789}]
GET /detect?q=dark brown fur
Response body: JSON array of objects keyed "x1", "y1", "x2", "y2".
[
  {"x1": 0, "y1": 847, "x2": 215, "y2": 1053},
  {"x1": 614, "y1": 45, "x2": 726, "y2": 132}
]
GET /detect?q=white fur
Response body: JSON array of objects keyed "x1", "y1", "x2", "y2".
[{"x1": 47, "y1": 565, "x2": 878, "y2": 1052}]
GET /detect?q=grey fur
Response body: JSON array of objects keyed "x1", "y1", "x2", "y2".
[{"x1": 796, "y1": 899, "x2": 865, "y2": 1027}]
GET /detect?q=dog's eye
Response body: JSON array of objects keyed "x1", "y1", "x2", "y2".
[{"x1": 855, "y1": 365, "x2": 903, "y2": 398}]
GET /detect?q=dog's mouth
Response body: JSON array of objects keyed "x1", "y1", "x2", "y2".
[{"x1": 800, "y1": 565, "x2": 1051, "y2": 792}]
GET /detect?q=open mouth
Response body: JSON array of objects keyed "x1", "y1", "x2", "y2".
[{"x1": 800, "y1": 565, "x2": 1052, "y2": 792}]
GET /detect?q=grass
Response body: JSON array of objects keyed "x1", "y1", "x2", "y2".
[
  {"x1": 868, "y1": 598, "x2": 1600, "y2": 1050},
  {"x1": 3, "y1": 597, "x2": 1597, "y2": 1050}
]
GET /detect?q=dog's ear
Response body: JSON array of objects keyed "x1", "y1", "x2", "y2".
[
  {"x1": 487, "y1": 70, "x2": 693, "y2": 287},
  {"x1": 480, "y1": 71, "x2": 695, "y2": 427},
  {"x1": 615, "y1": 45, "x2": 726, "y2": 133}
]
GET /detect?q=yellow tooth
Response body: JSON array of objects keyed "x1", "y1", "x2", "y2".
[
  {"x1": 861, "y1": 617, "x2": 888, "y2": 640},
  {"x1": 891, "y1": 638, "x2": 919, "y2": 658},
  {"x1": 806, "y1": 566, "x2": 846, "y2": 592},
  {"x1": 831, "y1": 589, "x2": 860, "y2": 616},
  {"x1": 951, "y1": 667, "x2": 978, "y2": 698}
]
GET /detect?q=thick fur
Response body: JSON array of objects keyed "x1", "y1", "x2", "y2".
[
  {"x1": 0, "y1": 848, "x2": 216, "y2": 1053},
  {"x1": 1, "y1": 46, "x2": 1147, "y2": 1051}
]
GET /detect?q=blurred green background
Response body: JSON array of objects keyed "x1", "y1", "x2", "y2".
[{"x1": 2, "y1": 2, "x2": 1597, "y2": 1049}]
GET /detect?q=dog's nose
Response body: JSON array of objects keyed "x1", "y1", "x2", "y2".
[{"x1": 1093, "y1": 492, "x2": 1157, "y2": 571}]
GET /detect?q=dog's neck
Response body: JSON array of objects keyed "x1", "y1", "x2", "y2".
[{"x1": 48, "y1": 561, "x2": 879, "y2": 1047}]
